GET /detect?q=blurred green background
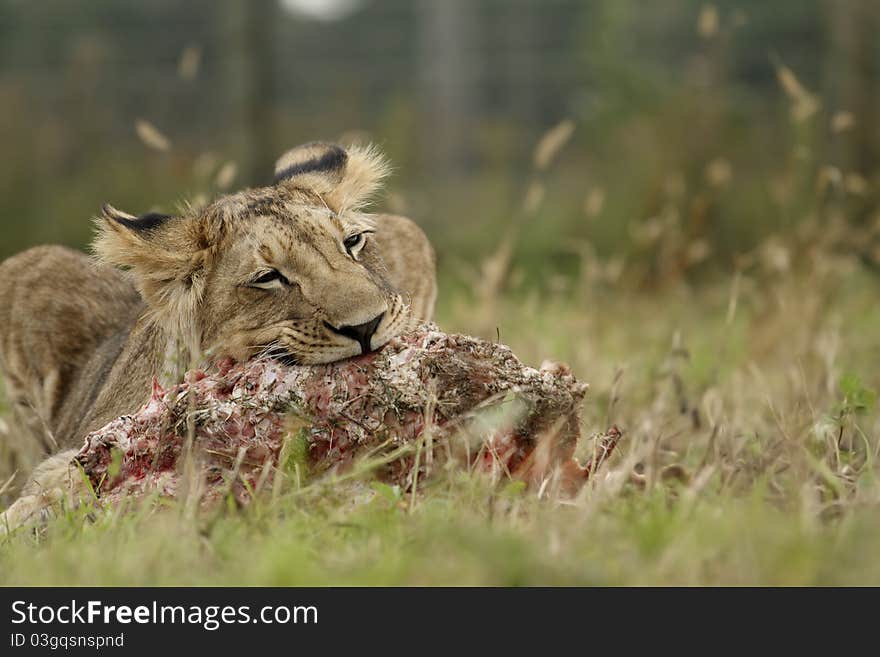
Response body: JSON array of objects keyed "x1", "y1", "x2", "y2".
[{"x1": 0, "y1": 0, "x2": 878, "y2": 285}]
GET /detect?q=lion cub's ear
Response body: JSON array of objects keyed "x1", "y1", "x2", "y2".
[
  {"x1": 273, "y1": 142, "x2": 389, "y2": 213},
  {"x1": 93, "y1": 204, "x2": 219, "y2": 335},
  {"x1": 94, "y1": 203, "x2": 194, "y2": 275}
]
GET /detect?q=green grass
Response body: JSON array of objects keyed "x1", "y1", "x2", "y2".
[
  {"x1": 5, "y1": 482, "x2": 880, "y2": 586},
  {"x1": 2, "y1": 236, "x2": 879, "y2": 586}
]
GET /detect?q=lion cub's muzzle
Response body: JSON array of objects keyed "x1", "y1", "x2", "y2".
[{"x1": 325, "y1": 312, "x2": 385, "y2": 354}]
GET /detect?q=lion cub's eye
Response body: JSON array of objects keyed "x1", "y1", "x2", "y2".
[
  {"x1": 248, "y1": 269, "x2": 290, "y2": 290},
  {"x1": 343, "y1": 231, "x2": 371, "y2": 259}
]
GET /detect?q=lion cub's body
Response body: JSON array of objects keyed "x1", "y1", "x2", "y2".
[
  {"x1": 0, "y1": 246, "x2": 143, "y2": 461},
  {"x1": 0, "y1": 143, "x2": 436, "y2": 512}
]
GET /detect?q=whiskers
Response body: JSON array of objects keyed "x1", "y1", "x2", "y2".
[
  {"x1": 236, "y1": 297, "x2": 417, "y2": 369},
  {"x1": 247, "y1": 340, "x2": 294, "y2": 364}
]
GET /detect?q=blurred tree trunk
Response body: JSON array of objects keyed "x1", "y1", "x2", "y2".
[
  {"x1": 417, "y1": 0, "x2": 481, "y2": 176},
  {"x1": 502, "y1": 3, "x2": 538, "y2": 126},
  {"x1": 823, "y1": 0, "x2": 880, "y2": 179},
  {"x1": 245, "y1": 0, "x2": 278, "y2": 185}
]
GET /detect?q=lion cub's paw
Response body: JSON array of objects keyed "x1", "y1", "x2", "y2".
[{"x1": 1, "y1": 449, "x2": 88, "y2": 535}]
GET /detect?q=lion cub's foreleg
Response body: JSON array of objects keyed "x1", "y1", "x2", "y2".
[{"x1": 1, "y1": 449, "x2": 87, "y2": 534}]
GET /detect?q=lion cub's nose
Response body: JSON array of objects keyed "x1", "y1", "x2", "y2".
[{"x1": 326, "y1": 313, "x2": 384, "y2": 354}]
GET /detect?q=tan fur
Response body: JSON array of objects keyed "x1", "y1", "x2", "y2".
[{"x1": 0, "y1": 142, "x2": 436, "y2": 527}]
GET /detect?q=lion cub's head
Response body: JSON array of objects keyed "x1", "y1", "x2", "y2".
[{"x1": 94, "y1": 142, "x2": 412, "y2": 364}]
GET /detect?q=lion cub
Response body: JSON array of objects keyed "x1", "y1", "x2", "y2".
[{"x1": 0, "y1": 142, "x2": 435, "y2": 520}]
